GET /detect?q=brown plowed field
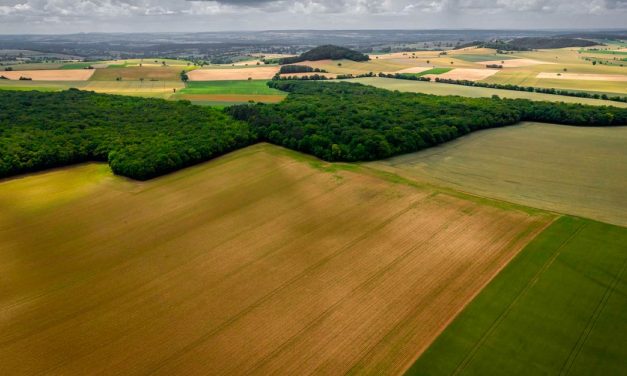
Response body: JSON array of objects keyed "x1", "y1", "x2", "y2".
[{"x1": 0, "y1": 144, "x2": 550, "y2": 375}]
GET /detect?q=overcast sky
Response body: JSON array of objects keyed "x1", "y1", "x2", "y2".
[{"x1": 0, "y1": 0, "x2": 625, "y2": 34}]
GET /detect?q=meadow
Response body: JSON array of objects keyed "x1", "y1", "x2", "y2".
[
  {"x1": 407, "y1": 216, "x2": 627, "y2": 376},
  {"x1": 369, "y1": 122, "x2": 627, "y2": 227},
  {"x1": 349, "y1": 77, "x2": 627, "y2": 107},
  {"x1": 173, "y1": 80, "x2": 287, "y2": 105},
  {"x1": 0, "y1": 144, "x2": 550, "y2": 375}
]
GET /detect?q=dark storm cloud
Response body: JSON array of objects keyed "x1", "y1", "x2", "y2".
[{"x1": 0, "y1": 0, "x2": 625, "y2": 33}]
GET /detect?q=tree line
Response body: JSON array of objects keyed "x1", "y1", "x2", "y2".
[
  {"x1": 227, "y1": 81, "x2": 627, "y2": 162},
  {"x1": 434, "y1": 78, "x2": 627, "y2": 103},
  {"x1": 2, "y1": 82, "x2": 626, "y2": 181},
  {"x1": 280, "y1": 45, "x2": 369, "y2": 65},
  {"x1": 279, "y1": 65, "x2": 327, "y2": 74}
]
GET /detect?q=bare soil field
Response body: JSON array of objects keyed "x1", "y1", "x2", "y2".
[
  {"x1": 0, "y1": 144, "x2": 549, "y2": 375},
  {"x1": 369, "y1": 123, "x2": 627, "y2": 227},
  {"x1": 480, "y1": 58, "x2": 554, "y2": 67},
  {"x1": 0, "y1": 69, "x2": 95, "y2": 81},
  {"x1": 188, "y1": 66, "x2": 280, "y2": 81},
  {"x1": 537, "y1": 72, "x2": 627, "y2": 81},
  {"x1": 427, "y1": 68, "x2": 499, "y2": 81}
]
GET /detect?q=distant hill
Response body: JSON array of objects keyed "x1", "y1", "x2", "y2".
[
  {"x1": 508, "y1": 37, "x2": 598, "y2": 49},
  {"x1": 456, "y1": 37, "x2": 599, "y2": 51},
  {"x1": 279, "y1": 45, "x2": 369, "y2": 64}
]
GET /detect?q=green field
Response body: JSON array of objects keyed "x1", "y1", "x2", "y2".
[
  {"x1": 179, "y1": 80, "x2": 284, "y2": 95},
  {"x1": 348, "y1": 77, "x2": 627, "y2": 107},
  {"x1": 60, "y1": 62, "x2": 100, "y2": 69},
  {"x1": 369, "y1": 122, "x2": 627, "y2": 227},
  {"x1": 90, "y1": 66, "x2": 182, "y2": 81},
  {"x1": 414, "y1": 67, "x2": 452, "y2": 76},
  {"x1": 407, "y1": 216, "x2": 627, "y2": 376},
  {"x1": 580, "y1": 49, "x2": 627, "y2": 56}
]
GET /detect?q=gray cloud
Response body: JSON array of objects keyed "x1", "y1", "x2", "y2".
[{"x1": 0, "y1": 0, "x2": 625, "y2": 33}]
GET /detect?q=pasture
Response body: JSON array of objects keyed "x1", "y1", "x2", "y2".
[
  {"x1": 369, "y1": 122, "x2": 627, "y2": 227},
  {"x1": 408, "y1": 216, "x2": 627, "y2": 376},
  {"x1": 347, "y1": 77, "x2": 627, "y2": 107},
  {"x1": 0, "y1": 144, "x2": 550, "y2": 375},
  {"x1": 173, "y1": 80, "x2": 287, "y2": 105}
]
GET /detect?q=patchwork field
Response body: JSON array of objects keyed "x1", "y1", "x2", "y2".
[
  {"x1": 0, "y1": 144, "x2": 550, "y2": 375},
  {"x1": 0, "y1": 69, "x2": 94, "y2": 81},
  {"x1": 408, "y1": 216, "x2": 627, "y2": 376},
  {"x1": 347, "y1": 77, "x2": 627, "y2": 107},
  {"x1": 480, "y1": 58, "x2": 553, "y2": 67},
  {"x1": 187, "y1": 66, "x2": 280, "y2": 81},
  {"x1": 369, "y1": 122, "x2": 627, "y2": 227}
]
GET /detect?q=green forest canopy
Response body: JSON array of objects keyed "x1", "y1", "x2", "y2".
[
  {"x1": 1, "y1": 82, "x2": 626, "y2": 180},
  {"x1": 279, "y1": 45, "x2": 369, "y2": 64}
]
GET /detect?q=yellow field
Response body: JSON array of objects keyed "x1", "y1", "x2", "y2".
[
  {"x1": 0, "y1": 69, "x2": 94, "y2": 81},
  {"x1": 369, "y1": 123, "x2": 627, "y2": 227},
  {"x1": 0, "y1": 144, "x2": 550, "y2": 375},
  {"x1": 187, "y1": 66, "x2": 280, "y2": 81}
]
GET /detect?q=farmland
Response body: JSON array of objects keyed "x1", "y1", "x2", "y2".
[
  {"x1": 369, "y1": 122, "x2": 627, "y2": 227},
  {"x1": 348, "y1": 77, "x2": 627, "y2": 107},
  {"x1": 0, "y1": 144, "x2": 551, "y2": 375},
  {"x1": 173, "y1": 80, "x2": 287, "y2": 105},
  {"x1": 90, "y1": 66, "x2": 182, "y2": 81},
  {"x1": 187, "y1": 66, "x2": 280, "y2": 81},
  {"x1": 407, "y1": 216, "x2": 627, "y2": 376},
  {"x1": 0, "y1": 69, "x2": 94, "y2": 81}
]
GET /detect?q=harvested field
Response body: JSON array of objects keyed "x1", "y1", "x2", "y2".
[
  {"x1": 480, "y1": 58, "x2": 554, "y2": 67},
  {"x1": 537, "y1": 72, "x2": 627, "y2": 81},
  {"x1": 279, "y1": 72, "x2": 338, "y2": 79},
  {"x1": 0, "y1": 69, "x2": 94, "y2": 81},
  {"x1": 369, "y1": 122, "x2": 627, "y2": 227},
  {"x1": 187, "y1": 66, "x2": 280, "y2": 81},
  {"x1": 427, "y1": 68, "x2": 499, "y2": 81},
  {"x1": 0, "y1": 144, "x2": 550, "y2": 375},
  {"x1": 90, "y1": 67, "x2": 182, "y2": 81},
  {"x1": 409, "y1": 216, "x2": 627, "y2": 376}
]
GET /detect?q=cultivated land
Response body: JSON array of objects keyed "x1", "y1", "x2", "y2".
[
  {"x1": 90, "y1": 66, "x2": 182, "y2": 81},
  {"x1": 0, "y1": 69, "x2": 94, "y2": 81},
  {"x1": 347, "y1": 77, "x2": 627, "y2": 107},
  {"x1": 407, "y1": 216, "x2": 627, "y2": 376},
  {"x1": 187, "y1": 66, "x2": 280, "y2": 81},
  {"x1": 173, "y1": 80, "x2": 287, "y2": 105},
  {"x1": 369, "y1": 122, "x2": 627, "y2": 227},
  {"x1": 0, "y1": 144, "x2": 551, "y2": 375}
]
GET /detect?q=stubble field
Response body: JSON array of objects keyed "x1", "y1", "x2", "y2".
[{"x1": 0, "y1": 144, "x2": 550, "y2": 375}]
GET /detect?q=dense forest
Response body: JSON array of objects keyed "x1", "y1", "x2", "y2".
[
  {"x1": 0, "y1": 89, "x2": 253, "y2": 180},
  {"x1": 227, "y1": 81, "x2": 627, "y2": 162},
  {"x1": 2, "y1": 82, "x2": 626, "y2": 180},
  {"x1": 280, "y1": 45, "x2": 369, "y2": 64}
]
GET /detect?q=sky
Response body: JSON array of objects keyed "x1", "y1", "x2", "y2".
[{"x1": 0, "y1": 0, "x2": 625, "y2": 34}]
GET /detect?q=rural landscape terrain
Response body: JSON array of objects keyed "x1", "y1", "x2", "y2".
[{"x1": 1, "y1": 22, "x2": 626, "y2": 376}]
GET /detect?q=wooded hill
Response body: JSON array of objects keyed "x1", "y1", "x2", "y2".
[{"x1": 279, "y1": 45, "x2": 369, "y2": 64}]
